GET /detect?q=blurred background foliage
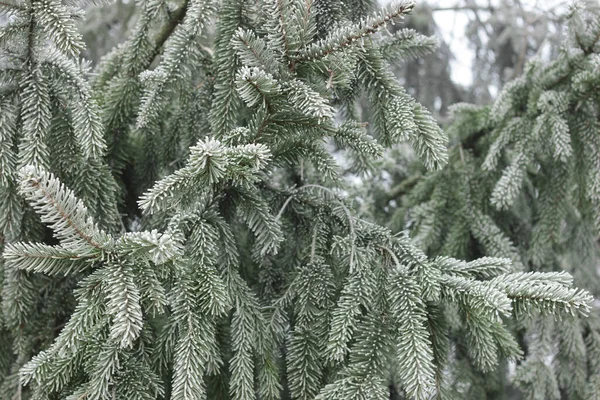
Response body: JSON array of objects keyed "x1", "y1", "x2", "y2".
[{"x1": 337, "y1": 0, "x2": 599, "y2": 224}]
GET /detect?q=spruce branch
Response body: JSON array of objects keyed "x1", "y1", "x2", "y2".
[
  {"x1": 19, "y1": 271, "x2": 106, "y2": 392},
  {"x1": 410, "y1": 102, "x2": 449, "y2": 170},
  {"x1": 105, "y1": 258, "x2": 143, "y2": 349},
  {"x1": 209, "y1": 0, "x2": 245, "y2": 136},
  {"x1": 136, "y1": 0, "x2": 216, "y2": 129},
  {"x1": 293, "y1": 1, "x2": 416, "y2": 63},
  {"x1": 41, "y1": 50, "x2": 106, "y2": 159},
  {"x1": 84, "y1": 341, "x2": 121, "y2": 398},
  {"x1": 282, "y1": 79, "x2": 333, "y2": 120},
  {"x1": 18, "y1": 68, "x2": 51, "y2": 167},
  {"x1": 138, "y1": 138, "x2": 229, "y2": 214},
  {"x1": 317, "y1": 314, "x2": 391, "y2": 399},
  {"x1": 230, "y1": 303, "x2": 257, "y2": 399},
  {"x1": 232, "y1": 28, "x2": 281, "y2": 76},
  {"x1": 441, "y1": 274, "x2": 513, "y2": 322},
  {"x1": 32, "y1": 0, "x2": 85, "y2": 57},
  {"x1": 436, "y1": 256, "x2": 513, "y2": 280},
  {"x1": 270, "y1": 0, "x2": 291, "y2": 61},
  {"x1": 234, "y1": 186, "x2": 283, "y2": 257},
  {"x1": 492, "y1": 272, "x2": 594, "y2": 317},
  {"x1": 377, "y1": 28, "x2": 439, "y2": 62},
  {"x1": 149, "y1": 0, "x2": 190, "y2": 62},
  {"x1": 489, "y1": 116, "x2": 537, "y2": 211},
  {"x1": 469, "y1": 208, "x2": 523, "y2": 269},
  {"x1": 3, "y1": 242, "x2": 97, "y2": 275},
  {"x1": 16, "y1": 165, "x2": 109, "y2": 250},
  {"x1": 139, "y1": 138, "x2": 272, "y2": 214},
  {"x1": 390, "y1": 269, "x2": 436, "y2": 399},
  {"x1": 116, "y1": 230, "x2": 183, "y2": 265},
  {"x1": 333, "y1": 121, "x2": 384, "y2": 160},
  {"x1": 326, "y1": 265, "x2": 373, "y2": 362},
  {"x1": 224, "y1": 263, "x2": 265, "y2": 400},
  {"x1": 170, "y1": 315, "x2": 214, "y2": 400},
  {"x1": 0, "y1": 98, "x2": 18, "y2": 187},
  {"x1": 236, "y1": 66, "x2": 280, "y2": 109}
]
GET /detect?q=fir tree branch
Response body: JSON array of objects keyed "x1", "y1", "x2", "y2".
[
  {"x1": 105, "y1": 258, "x2": 143, "y2": 349},
  {"x1": 377, "y1": 29, "x2": 439, "y2": 62},
  {"x1": 136, "y1": 0, "x2": 216, "y2": 129},
  {"x1": 41, "y1": 50, "x2": 106, "y2": 159},
  {"x1": 209, "y1": 0, "x2": 245, "y2": 136},
  {"x1": 32, "y1": 0, "x2": 85, "y2": 57},
  {"x1": 18, "y1": 68, "x2": 51, "y2": 167},
  {"x1": 4, "y1": 242, "x2": 97, "y2": 275},
  {"x1": 390, "y1": 269, "x2": 436, "y2": 399},
  {"x1": 150, "y1": 0, "x2": 190, "y2": 62},
  {"x1": 293, "y1": 1, "x2": 416, "y2": 63},
  {"x1": 274, "y1": 0, "x2": 290, "y2": 60},
  {"x1": 17, "y1": 166, "x2": 108, "y2": 250},
  {"x1": 233, "y1": 28, "x2": 280, "y2": 76}
]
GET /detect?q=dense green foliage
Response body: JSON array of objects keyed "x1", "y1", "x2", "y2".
[
  {"x1": 0, "y1": 0, "x2": 598, "y2": 399},
  {"x1": 359, "y1": 3, "x2": 600, "y2": 398}
]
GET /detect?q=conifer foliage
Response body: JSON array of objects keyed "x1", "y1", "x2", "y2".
[
  {"x1": 0, "y1": 0, "x2": 597, "y2": 400},
  {"x1": 372, "y1": 3, "x2": 600, "y2": 398}
]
